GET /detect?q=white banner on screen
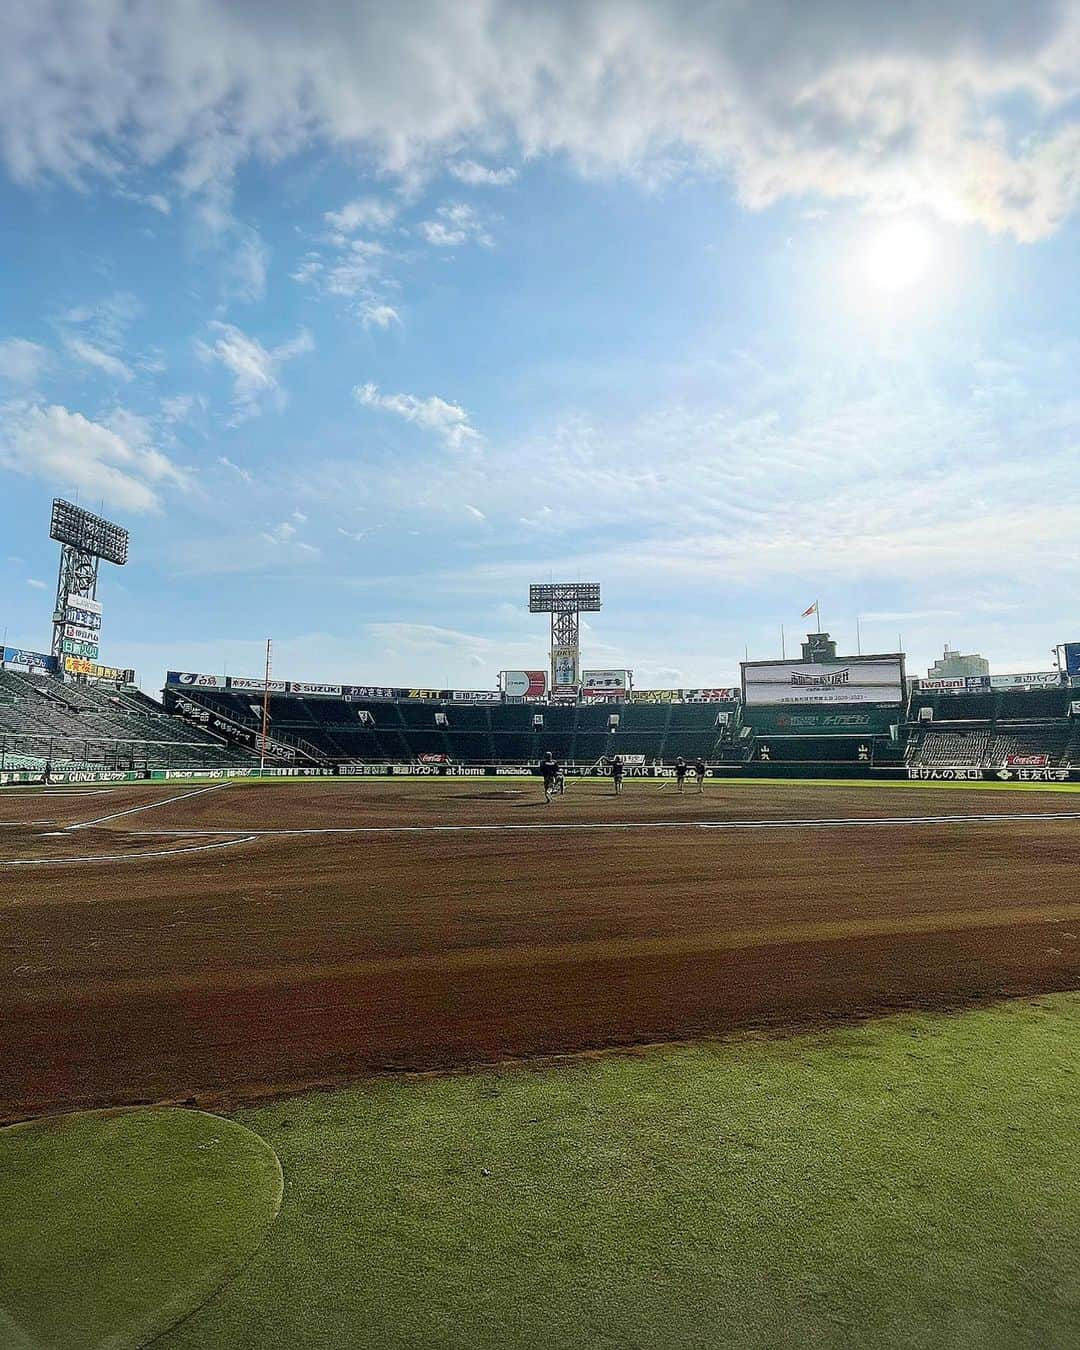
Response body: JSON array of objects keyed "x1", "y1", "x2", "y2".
[
  {"x1": 743, "y1": 659, "x2": 902, "y2": 706},
  {"x1": 230, "y1": 676, "x2": 288, "y2": 693}
]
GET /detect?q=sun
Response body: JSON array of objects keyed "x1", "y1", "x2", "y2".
[{"x1": 860, "y1": 220, "x2": 935, "y2": 293}]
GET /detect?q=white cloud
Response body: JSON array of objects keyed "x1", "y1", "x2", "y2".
[
  {"x1": 224, "y1": 229, "x2": 269, "y2": 302},
  {"x1": 337, "y1": 524, "x2": 383, "y2": 543},
  {"x1": 196, "y1": 321, "x2": 313, "y2": 420},
  {"x1": 57, "y1": 291, "x2": 142, "y2": 382},
  {"x1": 449, "y1": 160, "x2": 517, "y2": 187},
  {"x1": 261, "y1": 520, "x2": 297, "y2": 543},
  {"x1": 417, "y1": 202, "x2": 493, "y2": 247},
  {"x1": 218, "y1": 454, "x2": 253, "y2": 482},
  {"x1": 0, "y1": 338, "x2": 49, "y2": 386},
  {"x1": 355, "y1": 381, "x2": 480, "y2": 450},
  {"x1": 25, "y1": 578, "x2": 48, "y2": 590},
  {"x1": 324, "y1": 197, "x2": 398, "y2": 233},
  {"x1": 463, "y1": 503, "x2": 486, "y2": 521},
  {"x1": 118, "y1": 187, "x2": 171, "y2": 214},
  {"x1": 60, "y1": 292, "x2": 139, "y2": 351},
  {"x1": 161, "y1": 393, "x2": 194, "y2": 423},
  {"x1": 2, "y1": 5, "x2": 1079, "y2": 239},
  {"x1": 65, "y1": 336, "x2": 134, "y2": 382},
  {"x1": 359, "y1": 301, "x2": 400, "y2": 329},
  {"x1": 0, "y1": 401, "x2": 187, "y2": 512},
  {"x1": 325, "y1": 241, "x2": 385, "y2": 297}
]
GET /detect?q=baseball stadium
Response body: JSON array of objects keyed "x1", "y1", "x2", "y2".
[{"x1": 2, "y1": 499, "x2": 1079, "y2": 1348}]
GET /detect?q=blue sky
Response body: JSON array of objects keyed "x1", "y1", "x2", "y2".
[{"x1": 2, "y1": 1, "x2": 1079, "y2": 692}]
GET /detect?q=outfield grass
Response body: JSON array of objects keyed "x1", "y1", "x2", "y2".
[
  {"x1": 158, "y1": 994, "x2": 1080, "y2": 1350},
  {"x1": 0, "y1": 1109, "x2": 282, "y2": 1350}
]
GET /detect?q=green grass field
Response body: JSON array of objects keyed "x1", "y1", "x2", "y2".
[
  {"x1": 0, "y1": 1109, "x2": 282, "y2": 1350},
  {"x1": 143, "y1": 994, "x2": 1080, "y2": 1350}
]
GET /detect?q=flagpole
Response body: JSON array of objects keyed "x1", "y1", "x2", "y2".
[
  {"x1": 781, "y1": 624, "x2": 786, "y2": 659},
  {"x1": 260, "y1": 638, "x2": 272, "y2": 774},
  {"x1": 857, "y1": 616, "x2": 862, "y2": 655}
]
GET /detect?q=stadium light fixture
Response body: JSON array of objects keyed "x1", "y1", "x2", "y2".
[
  {"x1": 529, "y1": 582, "x2": 602, "y2": 692},
  {"x1": 50, "y1": 499, "x2": 129, "y2": 566},
  {"x1": 48, "y1": 498, "x2": 130, "y2": 669},
  {"x1": 528, "y1": 583, "x2": 601, "y2": 613}
]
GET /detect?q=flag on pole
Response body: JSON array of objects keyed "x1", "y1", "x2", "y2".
[{"x1": 801, "y1": 600, "x2": 818, "y2": 618}]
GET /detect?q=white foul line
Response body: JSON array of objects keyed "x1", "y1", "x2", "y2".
[
  {"x1": 120, "y1": 809, "x2": 1080, "y2": 838},
  {"x1": 0, "y1": 835, "x2": 258, "y2": 867},
  {"x1": 66, "y1": 781, "x2": 231, "y2": 831}
]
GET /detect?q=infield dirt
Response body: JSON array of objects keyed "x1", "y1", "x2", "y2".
[{"x1": 3, "y1": 778, "x2": 1079, "y2": 1120}]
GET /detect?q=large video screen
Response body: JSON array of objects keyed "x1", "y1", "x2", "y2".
[{"x1": 743, "y1": 657, "x2": 903, "y2": 706}]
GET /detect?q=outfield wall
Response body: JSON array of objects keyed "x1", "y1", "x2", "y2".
[{"x1": 5, "y1": 762, "x2": 1079, "y2": 786}]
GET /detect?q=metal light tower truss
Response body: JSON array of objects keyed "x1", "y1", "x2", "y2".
[
  {"x1": 49, "y1": 499, "x2": 129, "y2": 662},
  {"x1": 528, "y1": 582, "x2": 602, "y2": 688}
]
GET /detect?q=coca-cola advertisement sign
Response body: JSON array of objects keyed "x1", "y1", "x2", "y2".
[{"x1": 1005, "y1": 753, "x2": 1049, "y2": 767}]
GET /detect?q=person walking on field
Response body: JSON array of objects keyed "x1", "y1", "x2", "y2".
[
  {"x1": 694, "y1": 757, "x2": 707, "y2": 793},
  {"x1": 674, "y1": 756, "x2": 687, "y2": 793},
  {"x1": 611, "y1": 754, "x2": 625, "y2": 796},
  {"x1": 540, "y1": 751, "x2": 561, "y2": 804}
]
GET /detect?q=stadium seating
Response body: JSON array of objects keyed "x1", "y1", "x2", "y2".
[
  {"x1": 0, "y1": 671, "x2": 258, "y2": 771},
  {"x1": 135, "y1": 679, "x2": 1080, "y2": 774}
]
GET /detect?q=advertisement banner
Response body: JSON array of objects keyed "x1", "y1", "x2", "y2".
[
  {"x1": 63, "y1": 656, "x2": 122, "y2": 680},
  {"x1": 909, "y1": 765, "x2": 1070, "y2": 784},
  {"x1": 65, "y1": 595, "x2": 102, "y2": 632},
  {"x1": 989, "y1": 672, "x2": 1061, "y2": 689},
  {"x1": 288, "y1": 682, "x2": 342, "y2": 697},
  {"x1": 550, "y1": 685, "x2": 579, "y2": 701},
  {"x1": 582, "y1": 669, "x2": 630, "y2": 692},
  {"x1": 63, "y1": 624, "x2": 100, "y2": 644},
  {"x1": 581, "y1": 687, "x2": 624, "y2": 700},
  {"x1": 746, "y1": 705, "x2": 897, "y2": 735},
  {"x1": 1, "y1": 646, "x2": 59, "y2": 672},
  {"x1": 501, "y1": 670, "x2": 547, "y2": 699},
  {"x1": 173, "y1": 695, "x2": 209, "y2": 723},
  {"x1": 683, "y1": 688, "x2": 739, "y2": 702},
  {"x1": 166, "y1": 671, "x2": 227, "y2": 688},
  {"x1": 631, "y1": 689, "x2": 679, "y2": 703},
  {"x1": 407, "y1": 688, "x2": 439, "y2": 700},
  {"x1": 1064, "y1": 644, "x2": 1080, "y2": 677},
  {"x1": 450, "y1": 691, "x2": 502, "y2": 703},
  {"x1": 552, "y1": 648, "x2": 578, "y2": 688},
  {"x1": 918, "y1": 677, "x2": 965, "y2": 692},
  {"x1": 66, "y1": 594, "x2": 102, "y2": 615},
  {"x1": 342, "y1": 685, "x2": 402, "y2": 700},
  {"x1": 1005, "y1": 753, "x2": 1049, "y2": 767},
  {"x1": 418, "y1": 753, "x2": 451, "y2": 763},
  {"x1": 61, "y1": 639, "x2": 100, "y2": 659},
  {"x1": 743, "y1": 658, "x2": 903, "y2": 706},
  {"x1": 229, "y1": 676, "x2": 288, "y2": 693}
]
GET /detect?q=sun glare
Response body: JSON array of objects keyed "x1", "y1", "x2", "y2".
[{"x1": 860, "y1": 220, "x2": 935, "y2": 293}]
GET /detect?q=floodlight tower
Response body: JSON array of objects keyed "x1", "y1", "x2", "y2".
[
  {"x1": 49, "y1": 499, "x2": 129, "y2": 664},
  {"x1": 528, "y1": 582, "x2": 602, "y2": 689}
]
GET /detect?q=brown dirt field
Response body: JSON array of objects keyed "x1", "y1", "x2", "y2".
[{"x1": 2, "y1": 778, "x2": 1080, "y2": 1121}]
